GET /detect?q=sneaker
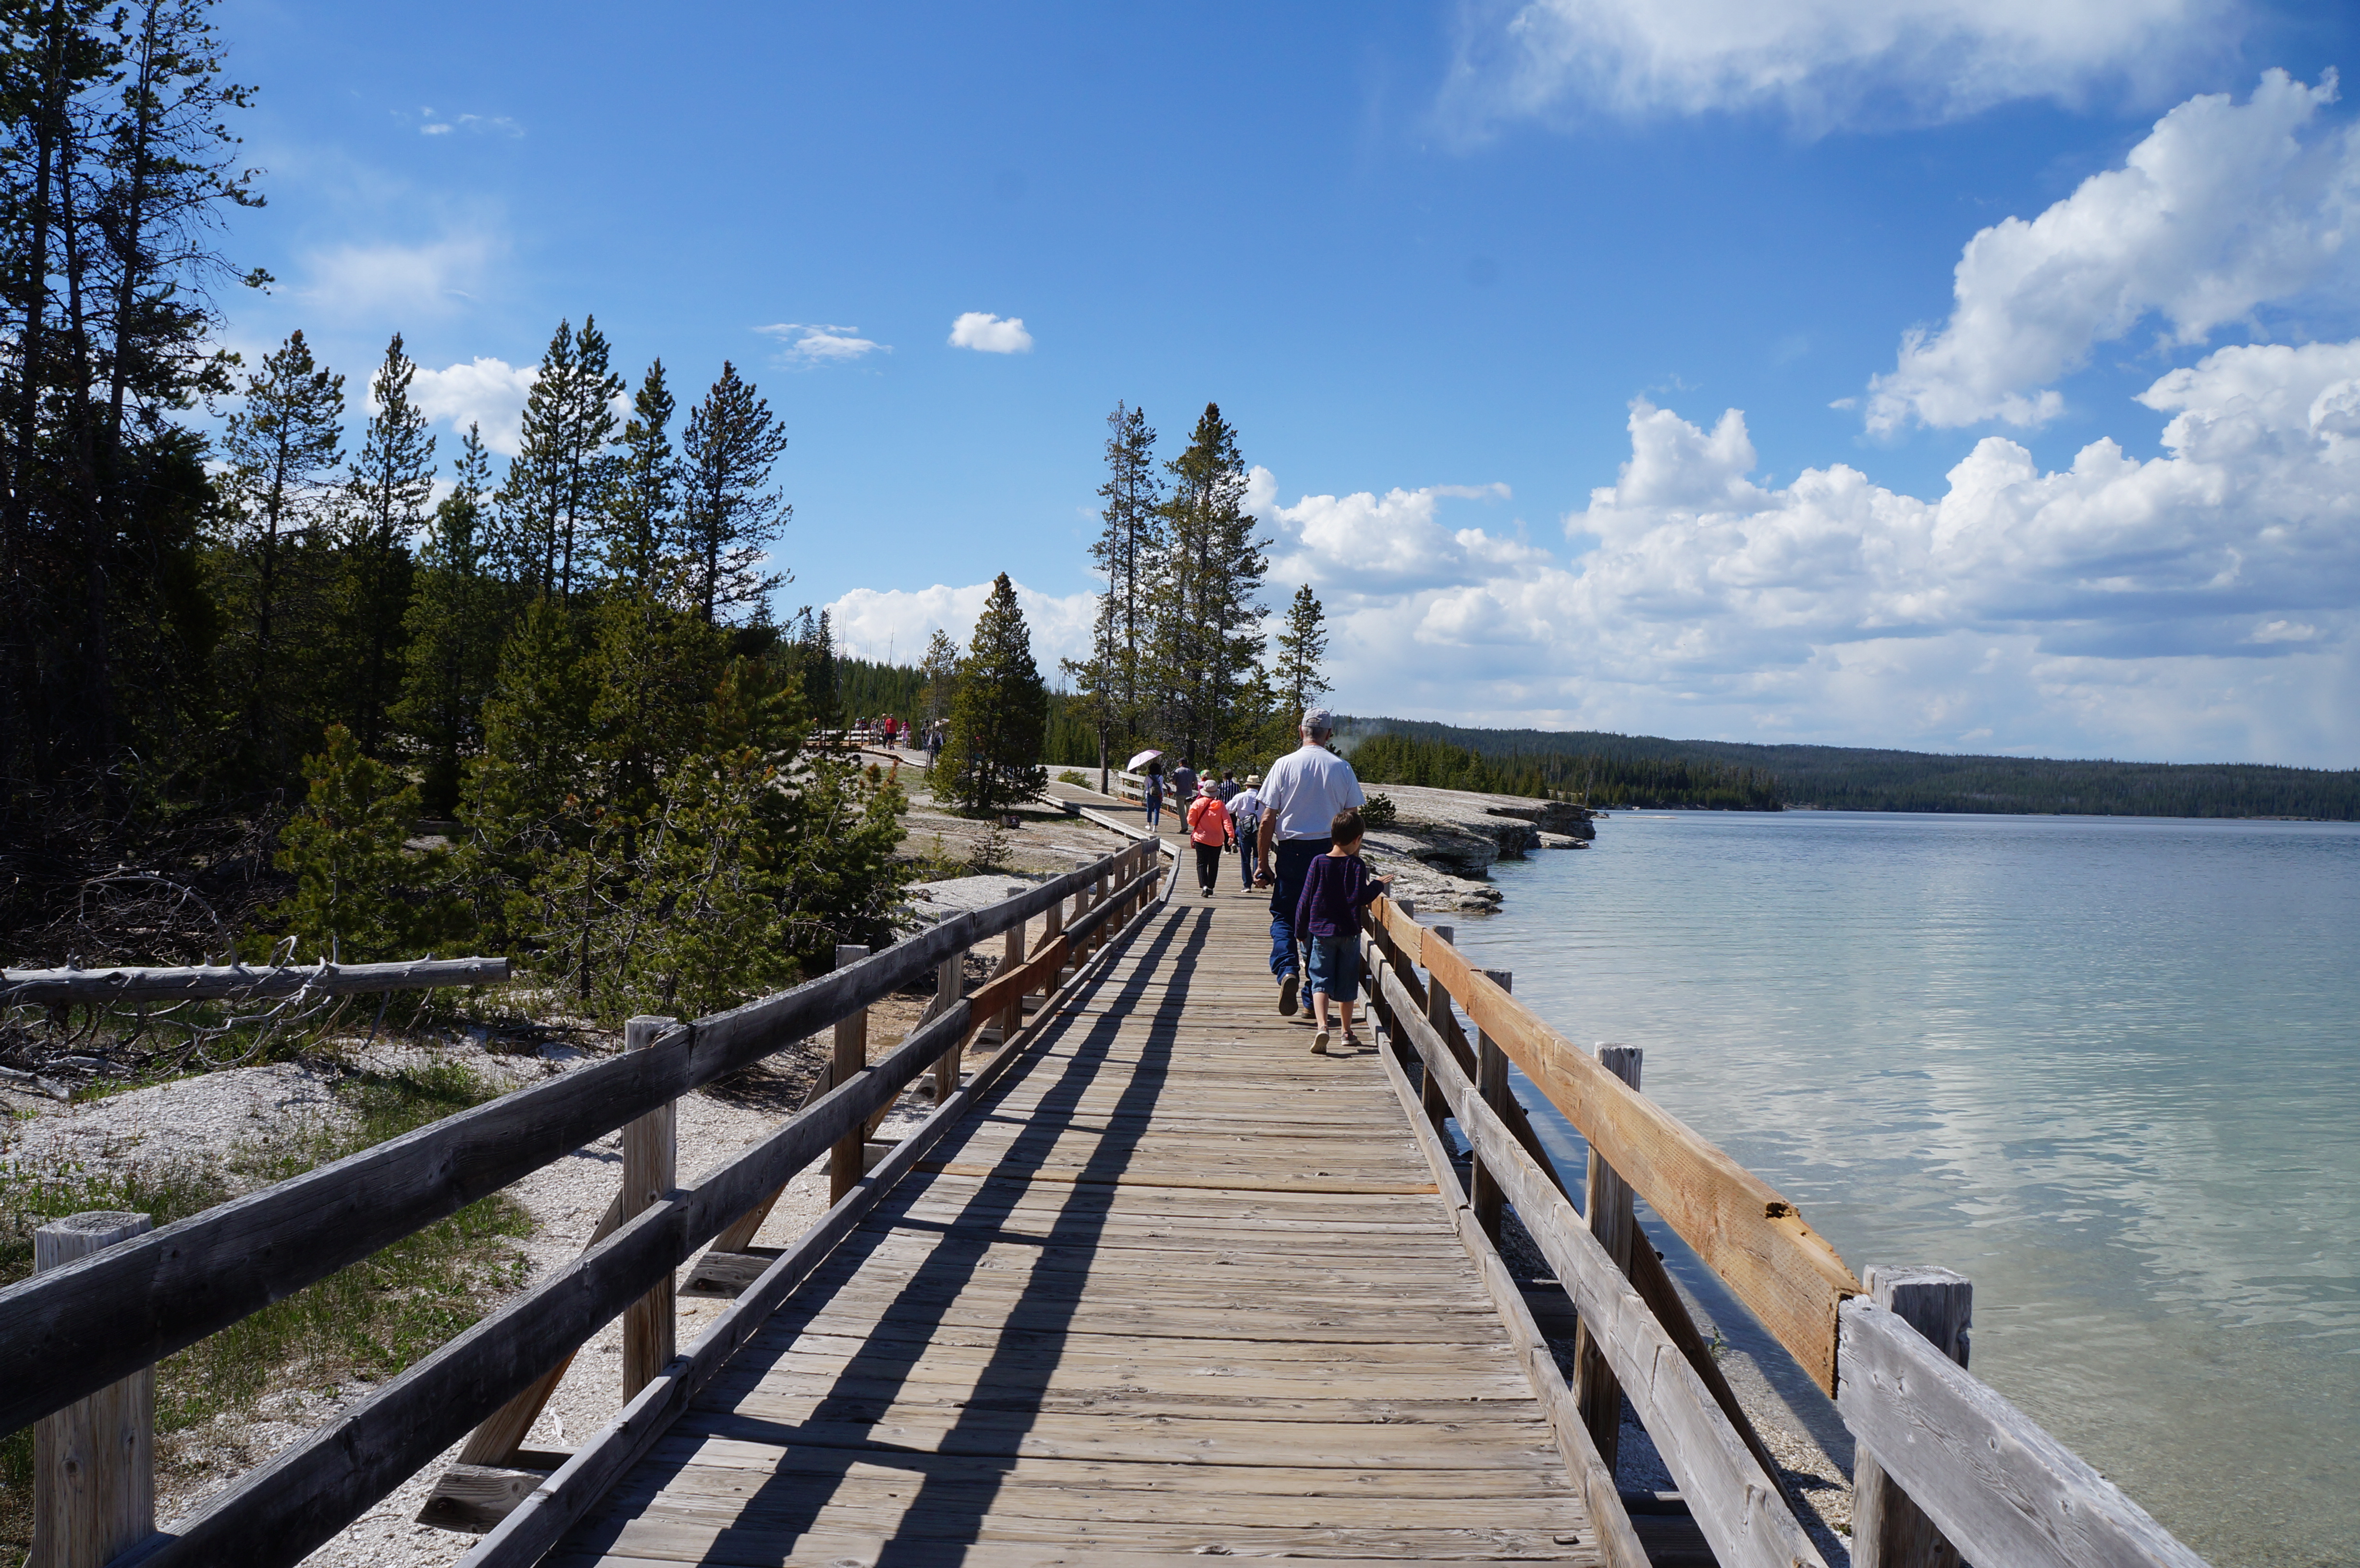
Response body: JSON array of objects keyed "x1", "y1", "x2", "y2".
[
  {"x1": 1312, "y1": 1029, "x2": 1330, "y2": 1055},
  {"x1": 1278, "y1": 973, "x2": 1299, "y2": 1017}
]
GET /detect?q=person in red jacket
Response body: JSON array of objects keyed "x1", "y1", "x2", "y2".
[{"x1": 1185, "y1": 780, "x2": 1234, "y2": 899}]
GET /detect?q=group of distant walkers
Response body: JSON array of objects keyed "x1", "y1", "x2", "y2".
[{"x1": 1139, "y1": 708, "x2": 1390, "y2": 1055}]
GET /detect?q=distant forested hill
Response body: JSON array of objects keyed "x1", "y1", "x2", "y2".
[{"x1": 1335, "y1": 717, "x2": 2360, "y2": 820}]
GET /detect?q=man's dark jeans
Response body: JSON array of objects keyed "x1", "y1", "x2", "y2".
[{"x1": 1266, "y1": 835, "x2": 1332, "y2": 980}]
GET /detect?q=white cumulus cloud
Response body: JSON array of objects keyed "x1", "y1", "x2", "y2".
[
  {"x1": 1443, "y1": 0, "x2": 2225, "y2": 135},
  {"x1": 1864, "y1": 71, "x2": 2360, "y2": 433},
  {"x1": 1225, "y1": 344, "x2": 2360, "y2": 763},
  {"x1": 757, "y1": 322, "x2": 887, "y2": 366},
  {"x1": 948, "y1": 312, "x2": 1033, "y2": 354},
  {"x1": 825, "y1": 581, "x2": 1097, "y2": 670},
  {"x1": 409, "y1": 357, "x2": 538, "y2": 455}
]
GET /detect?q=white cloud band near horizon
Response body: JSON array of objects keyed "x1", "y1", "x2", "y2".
[
  {"x1": 831, "y1": 337, "x2": 2360, "y2": 768},
  {"x1": 824, "y1": 580, "x2": 1098, "y2": 672}
]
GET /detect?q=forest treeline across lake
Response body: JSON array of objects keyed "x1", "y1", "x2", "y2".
[{"x1": 1336, "y1": 718, "x2": 2360, "y2": 820}]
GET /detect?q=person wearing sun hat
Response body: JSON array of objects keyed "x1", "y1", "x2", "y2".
[
  {"x1": 1185, "y1": 777, "x2": 1234, "y2": 898},
  {"x1": 1227, "y1": 773, "x2": 1265, "y2": 891},
  {"x1": 1254, "y1": 708, "x2": 1364, "y2": 1017}
]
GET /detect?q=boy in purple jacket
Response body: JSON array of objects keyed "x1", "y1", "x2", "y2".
[{"x1": 1292, "y1": 807, "x2": 1393, "y2": 1054}]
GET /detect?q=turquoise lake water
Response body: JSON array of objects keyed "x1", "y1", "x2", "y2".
[{"x1": 1450, "y1": 811, "x2": 2359, "y2": 1568}]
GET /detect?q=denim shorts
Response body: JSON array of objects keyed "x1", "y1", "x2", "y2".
[{"x1": 1304, "y1": 934, "x2": 1361, "y2": 1004}]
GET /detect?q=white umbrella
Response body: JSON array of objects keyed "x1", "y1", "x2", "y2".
[{"x1": 1125, "y1": 748, "x2": 1162, "y2": 771}]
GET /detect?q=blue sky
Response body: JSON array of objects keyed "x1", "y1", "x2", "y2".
[{"x1": 217, "y1": 1, "x2": 2360, "y2": 766}]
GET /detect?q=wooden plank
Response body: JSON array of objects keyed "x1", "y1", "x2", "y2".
[
  {"x1": 1834, "y1": 1297, "x2": 2211, "y2": 1568},
  {"x1": 1, "y1": 955, "x2": 511, "y2": 1005},
  {"x1": 2, "y1": 844, "x2": 1149, "y2": 1433},
  {"x1": 1373, "y1": 896, "x2": 1862, "y2": 1393},
  {"x1": 910, "y1": 1161, "x2": 1436, "y2": 1194}
]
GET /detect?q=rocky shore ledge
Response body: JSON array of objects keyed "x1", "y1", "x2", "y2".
[{"x1": 1358, "y1": 783, "x2": 1595, "y2": 916}]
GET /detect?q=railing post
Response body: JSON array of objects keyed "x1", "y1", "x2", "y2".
[
  {"x1": 621, "y1": 1015, "x2": 677, "y2": 1398},
  {"x1": 1575, "y1": 1043, "x2": 1642, "y2": 1471},
  {"x1": 934, "y1": 950, "x2": 963, "y2": 1103},
  {"x1": 1470, "y1": 969, "x2": 1512, "y2": 1242},
  {"x1": 829, "y1": 944, "x2": 871, "y2": 1202},
  {"x1": 1853, "y1": 1265, "x2": 1973, "y2": 1568},
  {"x1": 1040, "y1": 894, "x2": 1064, "y2": 987},
  {"x1": 31, "y1": 1212, "x2": 153, "y2": 1568},
  {"x1": 1420, "y1": 925, "x2": 1455, "y2": 1137}
]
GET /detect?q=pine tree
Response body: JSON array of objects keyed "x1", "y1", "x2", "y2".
[
  {"x1": 1064, "y1": 401, "x2": 1162, "y2": 790},
  {"x1": 461, "y1": 594, "x2": 595, "y2": 956},
  {"x1": 216, "y1": 330, "x2": 346, "y2": 784},
  {"x1": 937, "y1": 574, "x2": 1047, "y2": 815},
  {"x1": 602, "y1": 359, "x2": 678, "y2": 593},
  {"x1": 919, "y1": 628, "x2": 959, "y2": 724},
  {"x1": 680, "y1": 361, "x2": 791, "y2": 624},
  {"x1": 339, "y1": 331, "x2": 434, "y2": 756},
  {"x1": 1274, "y1": 583, "x2": 1330, "y2": 721},
  {"x1": 395, "y1": 426, "x2": 501, "y2": 815},
  {"x1": 266, "y1": 723, "x2": 471, "y2": 963},
  {"x1": 1151, "y1": 403, "x2": 1266, "y2": 768},
  {"x1": 494, "y1": 317, "x2": 621, "y2": 599},
  {"x1": 784, "y1": 606, "x2": 840, "y2": 730}
]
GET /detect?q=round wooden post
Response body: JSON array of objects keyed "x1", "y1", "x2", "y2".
[
  {"x1": 1854, "y1": 1265, "x2": 1973, "y2": 1568},
  {"x1": 32, "y1": 1212, "x2": 154, "y2": 1568},
  {"x1": 1575, "y1": 1043, "x2": 1642, "y2": 1471},
  {"x1": 621, "y1": 1016, "x2": 677, "y2": 1397},
  {"x1": 829, "y1": 945, "x2": 872, "y2": 1202},
  {"x1": 1470, "y1": 969, "x2": 1513, "y2": 1242},
  {"x1": 1041, "y1": 896, "x2": 1065, "y2": 991}
]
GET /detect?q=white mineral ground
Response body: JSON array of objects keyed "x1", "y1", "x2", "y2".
[{"x1": 0, "y1": 756, "x2": 1853, "y2": 1565}]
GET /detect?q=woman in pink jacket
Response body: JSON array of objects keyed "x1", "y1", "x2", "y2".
[{"x1": 1185, "y1": 781, "x2": 1234, "y2": 899}]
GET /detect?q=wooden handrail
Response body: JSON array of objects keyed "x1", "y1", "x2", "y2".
[
  {"x1": 0, "y1": 840, "x2": 1156, "y2": 1436},
  {"x1": 1368, "y1": 895, "x2": 1861, "y2": 1393},
  {"x1": 1375, "y1": 951, "x2": 1829, "y2": 1568},
  {"x1": 1835, "y1": 1299, "x2": 2210, "y2": 1568}
]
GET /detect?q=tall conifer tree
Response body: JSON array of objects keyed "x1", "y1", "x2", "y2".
[
  {"x1": 603, "y1": 359, "x2": 678, "y2": 593},
  {"x1": 1274, "y1": 583, "x2": 1330, "y2": 721},
  {"x1": 680, "y1": 361, "x2": 791, "y2": 624},
  {"x1": 340, "y1": 331, "x2": 434, "y2": 756},
  {"x1": 495, "y1": 317, "x2": 620, "y2": 599},
  {"x1": 216, "y1": 330, "x2": 345, "y2": 784},
  {"x1": 396, "y1": 425, "x2": 500, "y2": 814},
  {"x1": 1151, "y1": 403, "x2": 1266, "y2": 767}
]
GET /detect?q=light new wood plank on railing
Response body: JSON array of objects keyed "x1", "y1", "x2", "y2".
[{"x1": 1371, "y1": 896, "x2": 1861, "y2": 1393}]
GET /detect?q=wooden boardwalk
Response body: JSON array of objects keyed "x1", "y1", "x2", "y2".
[{"x1": 549, "y1": 858, "x2": 1602, "y2": 1565}]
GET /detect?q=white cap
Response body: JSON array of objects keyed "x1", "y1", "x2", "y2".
[{"x1": 1301, "y1": 706, "x2": 1336, "y2": 734}]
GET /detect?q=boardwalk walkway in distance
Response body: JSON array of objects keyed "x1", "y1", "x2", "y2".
[{"x1": 547, "y1": 837, "x2": 1603, "y2": 1566}]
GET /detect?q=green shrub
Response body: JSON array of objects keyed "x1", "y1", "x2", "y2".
[{"x1": 1362, "y1": 793, "x2": 1399, "y2": 828}]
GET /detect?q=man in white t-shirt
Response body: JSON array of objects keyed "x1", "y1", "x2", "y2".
[{"x1": 1254, "y1": 708, "x2": 1365, "y2": 1017}]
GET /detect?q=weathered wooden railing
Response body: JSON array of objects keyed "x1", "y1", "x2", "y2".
[
  {"x1": 0, "y1": 834, "x2": 1172, "y2": 1568},
  {"x1": 1361, "y1": 895, "x2": 2212, "y2": 1568}
]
